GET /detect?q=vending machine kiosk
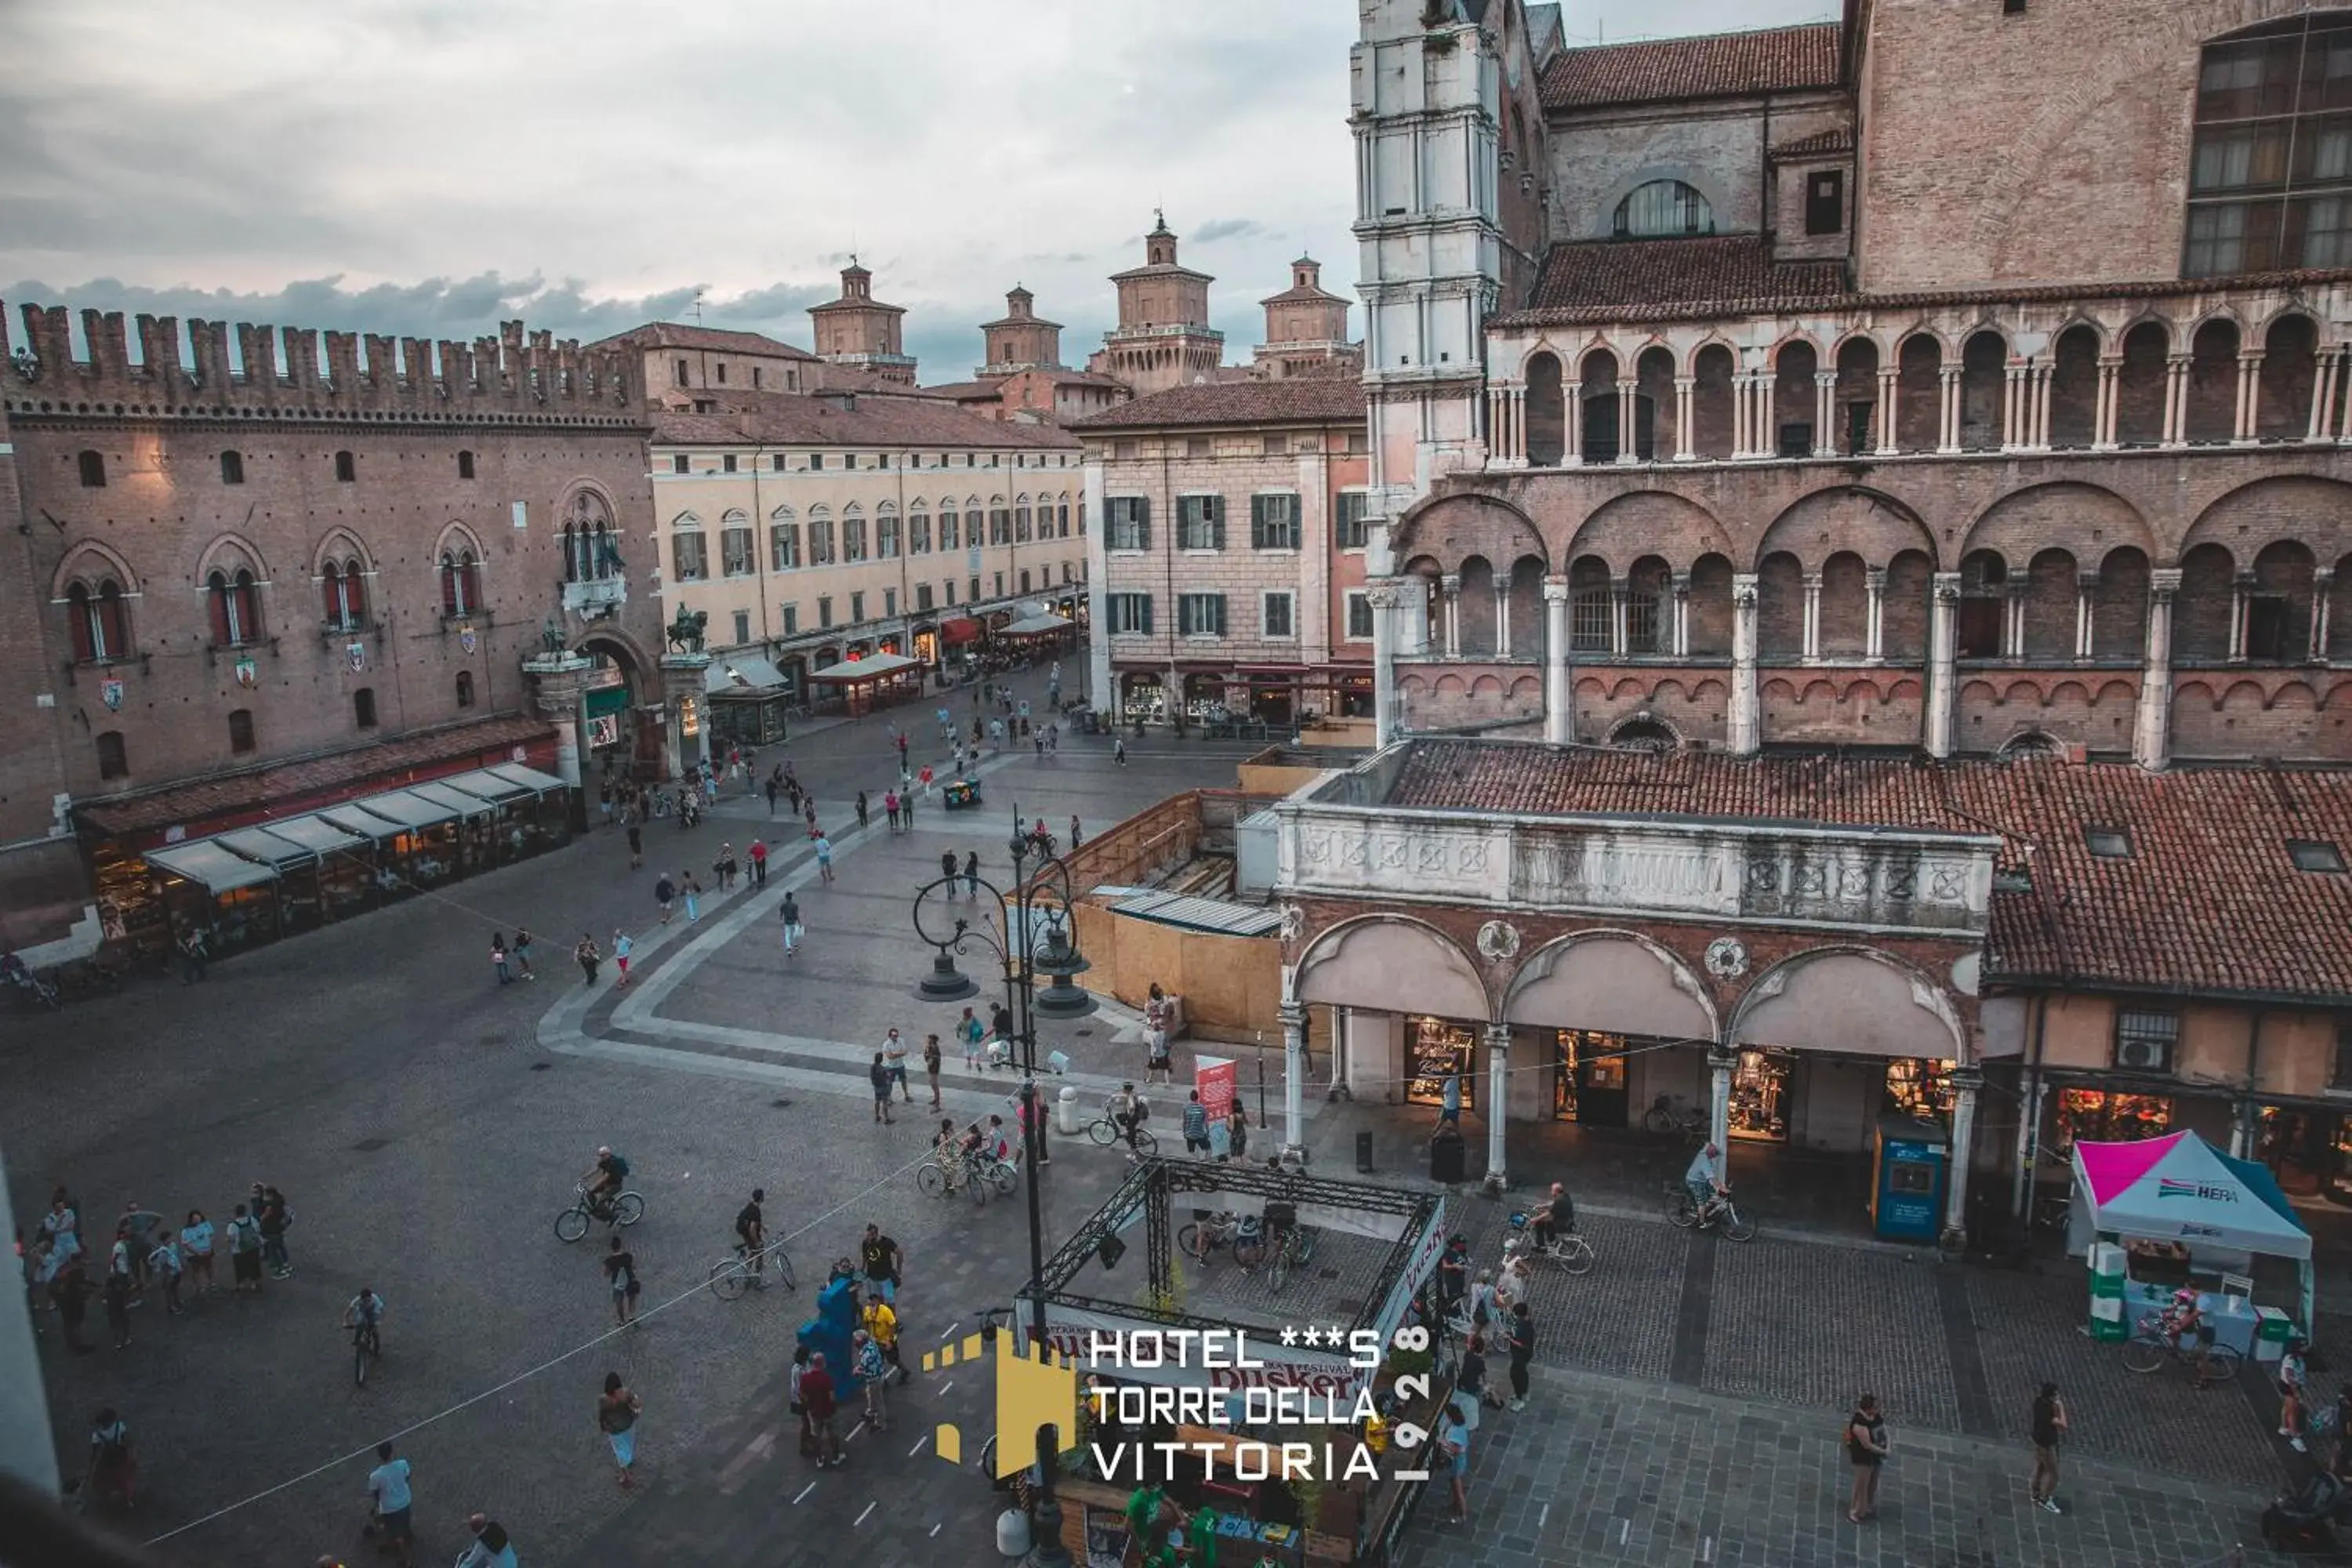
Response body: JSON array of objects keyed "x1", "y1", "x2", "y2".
[{"x1": 1871, "y1": 1115, "x2": 1950, "y2": 1243}]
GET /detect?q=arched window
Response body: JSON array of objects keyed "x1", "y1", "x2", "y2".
[
  {"x1": 66, "y1": 579, "x2": 129, "y2": 662},
  {"x1": 220, "y1": 450, "x2": 245, "y2": 485},
  {"x1": 77, "y1": 450, "x2": 107, "y2": 488},
  {"x1": 95, "y1": 731, "x2": 127, "y2": 780},
  {"x1": 2186, "y1": 15, "x2": 2352, "y2": 275},
  {"x1": 321, "y1": 558, "x2": 367, "y2": 630},
  {"x1": 1613, "y1": 180, "x2": 1713, "y2": 238},
  {"x1": 440, "y1": 546, "x2": 482, "y2": 615},
  {"x1": 206, "y1": 568, "x2": 261, "y2": 647},
  {"x1": 456, "y1": 450, "x2": 476, "y2": 480},
  {"x1": 334, "y1": 450, "x2": 356, "y2": 483},
  {"x1": 455, "y1": 670, "x2": 476, "y2": 709},
  {"x1": 228, "y1": 710, "x2": 256, "y2": 754}
]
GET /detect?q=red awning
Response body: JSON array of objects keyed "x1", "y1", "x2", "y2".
[{"x1": 939, "y1": 618, "x2": 983, "y2": 646}]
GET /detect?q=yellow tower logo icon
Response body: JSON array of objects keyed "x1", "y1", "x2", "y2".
[{"x1": 921, "y1": 1326, "x2": 1080, "y2": 1479}]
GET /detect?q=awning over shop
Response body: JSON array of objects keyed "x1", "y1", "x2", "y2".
[
  {"x1": 147, "y1": 840, "x2": 278, "y2": 895},
  {"x1": 246, "y1": 815, "x2": 368, "y2": 858},
  {"x1": 344, "y1": 789, "x2": 460, "y2": 830},
  {"x1": 317, "y1": 804, "x2": 409, "y2": 840},
  {"x1": 939, "y1": 618, "x2": 982, "y2": 646},
  {"x1": 487, "y1": 763, "x2": 569, "y2": 793},
  {"x1": 441, "y1": 768, "x2": 534, "y2": 804},
  {"x1": 407, "y1": 780, "x2": 501, "y2": 818},
  {"x1": 704, "y1": 655, "x2": 789, "y2": 695},
  {"x1": 216, "y1": 825, "x2": 328, "y2": 868},
  {"x1": 999, "y1": 613, "x2": 1074, "y2": 639},
  {"x1": 808, "y1": 652, "x2": 922, "y2": 683}
]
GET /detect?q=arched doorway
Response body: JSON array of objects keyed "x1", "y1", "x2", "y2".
[{"x1": 576, "y1": 630, "x2": 664, "y2": 784}]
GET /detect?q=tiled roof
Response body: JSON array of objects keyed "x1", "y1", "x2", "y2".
[
  {"x1": 1068, "y1": 378, "x2": 1367, "y2": 430},
  {"x1": 1769, "y1": 126, "x2": 1854, "y2": 162},
  {"x1": 652, "y1": 394, "x2": 1079, "y2": 449},
  {"x1": 809, "y1": 292, "x2": 905, "y2": 316},
  {"x1": 584, "y1": 322, "x2": 818, "y2": 361},
  {"x1": 78, "y1": 714, "x2": 557, "y2": 837},
  {"x1": 1541, "y1": 23, "x2": 1842, "y2": 112},
  {"x1": 1508, "y1": 235, "x2": 1847, "y2": 321},
  {"x1": 922, "y1": 378, "x2": 1007, "y2": 401},
  {"x1": 1382, "y1": 741, "x2": 2352, "y2": 1000}
]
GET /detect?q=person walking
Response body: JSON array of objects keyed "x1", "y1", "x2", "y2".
[
  {"x1": 102, "y1": 1265, "x2": 131, "y2": 1349},
  {"x1": 1145, "y1": 984, "x2": 1174, "y2": 1085},
  {"x1": 749, "y1": 838, "x2": 768, "y2": 887},
  {"x1": 2281, "y1": 1338, "x2": 2312, "y2": 1451},
  {"x1": 922, "y1": 1033, "x2": 943, "y2": 1109},
  {"x1": 815, "y1": 833, "x2": 835, "y2": 884},
  {"x1": 256, "y1": 1185, "x2": 293, "y2": 1279},
  {"x1": 713, "y1": 843, "x2": 736, "y2": 893},
  {"x1": 86, "y1": 1408, "x2": 136, "y2": 1512},
  {"x1": 779, "y1": 890, "x2": 804, "y2": 956},
  {"x1": 862, "y1": 1290, "x2": 906, "y2": 1385},
  {"x1": 52, "y1": 1256, "x2": 93, "y2": 1353},
  {"x1": 180, "y1": 1210, "x2": 216, "y2": 1296},
  {"x1": 146, "y1": 1230, "x2": 183, "y2": 1316},
  {"x1": 612, "y1": 930, "x2": 633, "y2": 989},
  {"x1": 1070, "y1": 815, "x2": 1083, "y2": 851},
  {"x1": 604, "y1": 1236, "x2": 640, "y2": 1327},
  {"x1": 225, "y1": 1204, "x2": 263, "y2": 1295},
  {"x1": 870, "y1": 1054, "x2": 895, "y2": 1124},
  {"x1": 598, "y1": 781, "x2": 614, "y2": 829},
  {"x1": 853, "y1": 1328, "x2": 889, "y2": 1432},
  {"x1": 920, "y1": 764, "x2": 935, "y2": 797},
  {"x1": 654, "y1": 872, "x2": 676, "y2": 925},
  {"x1": 964, "y1": 850, "x2": 980, "y2": 899},
  {"x1": 1226, "y1": 1106, "x2": 1248, "y2": 1165},
  {"x1": 2028, "y1": 1382, "x2": 2067, "y2": 1514},
  {"x1": 626, "y1": 822, "x2": 643, "y2": 871},
  {"x1": 1846, "y1": 1392, "x2": 1889, "y2": 1523},
  {"x1": 803, "y1": 1352, "x2": 844, "y2": 1468},
  {"x1": 491, "y1": 934, "x2": 511, "y2": 985},
  {"x1": 959, "y1": 1007, "x2": 985, "y2": 1071},
  {"x1": 597, "y1": 1372, "x2": 643, "y2": 1489},
  {"x1": 456, "y1": 1513, "x2": 518, "y2": 1568},
  {"x1": 883, "y1": 1029, "x2": 912, "y2": 1102},
  {"x1": 575, "y1": 933, "x2": 602, "y2": 986},
  {"x1": 789, "y1": 1345, "x2": 817, "y2": 1460},
  {"x1": 899, "y1": 787, "x2": 913, "y2": 828},
  {"x1": 1436, "y1": 1398, "x2": 1472, "y2": 1524},
  {"x1": 365, "y1": 1441, "x2": 416, "y2": 1566},
  {"x1": 859, "y1": 1224, "x2": 905, "y2": 1306},
  {"x1": 682, "y1": 870, "x2": 703, "y2": 921},
  {"x1": 512, "y1": 928, "x2": 536, "y2": 980},
  {"x1": 855, "y1": 791, "x2": 870, "y2": 831},
  {"x1": 176, "y1": 924, "x2": 210, "y2": 984},
  {"x1": 884, "y1": 790, "x2": 901, "y2": 833},
  {"x1": 1506, "y1": 1300, "x2": 1535, "y2": 1412},
  {"x1": 764, "y1": 775, "x2": 780, "y2": 817},
  {"x1": 1114, "y1": 737, "x2": 1127, "y2": 767},
  {"x1": 1181, "y1": 1091, "x2": 1210, "y2": 1156}
]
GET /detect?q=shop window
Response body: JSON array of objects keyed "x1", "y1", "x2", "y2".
[
  {"x1": 1882, "y1": 1058, "x2": 1957, "y2": 1120},
  {"x1": 2113, "y1": 1008, "x2": 2180, "y2": 1073},
  {"x1": 2053, "y1": 1087, "x2": 2174, "y2": 1154},
  {"x1": 95, "y1": 731, "x2": 127, "y2": 779},
  {"x1": 1727, "y1": 1048, "x2": 1791, "y2": 1141},
  {"x1": 353, "y1": 688, "x2": 378, "y2": 728},
  {"x1": 1406, "y1": 1018, "x2": 1475, "y2": 1108},
  {"x1": 227, "y1": 709, "x2": 256, "y2": 754},
  {"x1": 1553, "y1": 1030, "x2": 1630, "y2": 1125},
  {"x1": 455, "y1": 670, "x2": 475, "y2": 709}
]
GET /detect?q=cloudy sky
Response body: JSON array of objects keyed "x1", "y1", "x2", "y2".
[{"x1": 1, "y1": 0, "x2": 1830, "y2": 379}]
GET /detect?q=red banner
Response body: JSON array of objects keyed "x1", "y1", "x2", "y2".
[{"x1": 1195, "y1": 1055, "x2": 1237, "y2": 1123}]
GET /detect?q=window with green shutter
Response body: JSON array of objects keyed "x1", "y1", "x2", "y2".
[
  {"x1": 1178, "y1": 495, "x2": 1224, "y2": 551},
  {"x1": 1335, "y1": 492, "x2": 1371, "y2": 550},
  {"x1": 1107, "y1": 497, "x2": 1151, "y2": 551},
  {"x1": 1250, "y1": 493, "x2": 1300, "y2": 550}
]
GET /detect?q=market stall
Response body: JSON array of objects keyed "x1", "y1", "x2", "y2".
[
  {"x1": 2071, "y1": 1131, "x2": 2313, "y2": 1352},
  {"x1": 807, "y1": 650, "x2": 924, "y2": 717}
]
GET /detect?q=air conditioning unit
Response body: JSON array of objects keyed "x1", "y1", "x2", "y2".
[{"x1": 2115, "y1": 1038, "x2": 2172, "y2": 1073}]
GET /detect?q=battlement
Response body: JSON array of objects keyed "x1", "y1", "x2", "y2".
[{"x1": 0, "y1": 303, "x2": 643, "y2": 426}]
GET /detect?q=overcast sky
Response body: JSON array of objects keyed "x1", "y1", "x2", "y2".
[{"x1": 0, "y1": 0, "x2": 1831, "y2": 380}]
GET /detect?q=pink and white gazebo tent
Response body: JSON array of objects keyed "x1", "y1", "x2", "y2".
[{"x1": 2071, "y1": 1130, "x2": 2313, "y2": 1330}]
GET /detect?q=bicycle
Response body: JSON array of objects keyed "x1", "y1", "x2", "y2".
[
  {"x1": 1085, "y1": 1115, "x2": 1158, "y2": 1159},
  {"x1": 1263, "y1": 1217, "x2": 1318, "y2": 1290},
  {"x1": 554, "y1": 1183, "x2": 645, "y2": 1243},
  {"x1": 708, "y1": 1238, "x2": 799, "y2": 1301},
  {"x1": 2122, "y1": 1312, "x2": 2243, "y2": 1380},
  {"x1": 1178, "y1": 1210, "x2": 1257, "y2": 1267},
  {"x1": 1642, "y1": 1094, "x2": 1708, "y2": 1139},
  {"x1": 1665, "y1": 1185, "x2": 1757, "y2": 1242},
  {"x1": 349, "y1": 1319, "x2": 381, "y2": 1388},
  {"x1": 1505, "y1": 1210, "x2": 1595, "y2": 1275}
]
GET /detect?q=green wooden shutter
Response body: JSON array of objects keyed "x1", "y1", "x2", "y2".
[
  {"x1": 1138, "y1": 497, "x2": 1152, "y2": 552},
  {"x1": 1210, "y1": 495, "x2": 1226, "y2": 551}
]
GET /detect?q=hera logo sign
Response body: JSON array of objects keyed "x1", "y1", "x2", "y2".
[
  {"x1": 927, "y1": 1324, "x2": 1439, "y2": 1484},
  {"x1": 2156, "y1": 1178, "x2": 2238, "y2": 1203}
]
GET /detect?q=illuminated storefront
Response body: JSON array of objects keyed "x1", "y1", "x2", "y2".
[
  {"x1": 1727, "y1": 1048, "x2": 1792, "y2": 1142},
  {"x1": 1552, "y1": 1029, "x2": 1631, "y2": 1126},
  {"x1": 1406, "y1": 1017, "x2": 1477, "y2": 1109},
  {"x1": 1882, "y1": 1058, "x2": 1958, "y2": 1120},
  {"x1": 2049, "y1": 1087, "x2": 2175, "y2": 1155}
]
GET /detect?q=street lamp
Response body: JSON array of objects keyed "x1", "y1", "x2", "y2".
[{"x1": 908, "y1": 800, "x2": 1091, "y2": 1564}]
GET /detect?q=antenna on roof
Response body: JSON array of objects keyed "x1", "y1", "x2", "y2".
[{"x1": 691, "y1": 289, "x2": 706, "y2": 326}]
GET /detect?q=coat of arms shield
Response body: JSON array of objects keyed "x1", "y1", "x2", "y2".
[{"x1": 347, "y1": 640, "x2": 366, "y2": 673}]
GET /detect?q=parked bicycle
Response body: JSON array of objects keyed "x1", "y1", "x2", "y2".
[
  {"x1": 1178, "y1": 1209, "x2": 1260, "y2": 1268},
  {"x1": 1664, "y1": 1183, "x2": 1757, "y2": 1241},
  {"x1": 1085, "y1": 1115, "x2": 1159, "y2": 1160},
  {"x1": 1642, "y1": 1094, "x2": 1708, "y2": 1138},
  {"x1": 1255, "y1": 1203, "x2": 1317, "y2": 1290},
  {"x1": 2122, "y1": 1311, "x2": 2244, "y2": 1380},
  {"x1": 708, "y1": 1237, "x2": 798, "y2": 1301},
  {"x1": 1505, "y1": 1209, "x2": 1595, "y2": 1275},
  {"x1": 554, "y1": 1181, "x2": 645, "y2": 1243}
]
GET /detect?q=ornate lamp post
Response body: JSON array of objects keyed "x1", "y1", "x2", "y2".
[{"x1": 909, "y1": 801, "x2": 1091, "y2": 1566}]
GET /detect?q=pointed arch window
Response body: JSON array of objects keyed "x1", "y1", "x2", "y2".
[
  {"x1": 440, "y1": 546, "x2": 483, "y2": 616},
  {"x1": 321, "y1": 557, "x2": 368, "y2": 630},
  {"x1": 67, "y1": 579, "x2": 129, "y2": 662},
  {"x1": 207, "y1": 568, "x2": 261, "y2": 647}
]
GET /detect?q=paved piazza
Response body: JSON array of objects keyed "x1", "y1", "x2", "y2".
[{"x1": 2, "y1": 672, "x2": 2325, "y2": 1566}]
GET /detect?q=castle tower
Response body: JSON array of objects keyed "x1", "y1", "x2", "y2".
[
  {"x1": 978, "y1": 286, "x2": 1065, "y2": 376},
  {"x1": 808, "y1": 260, "x2": 916, "y2": 385},
  {"x1": 1253, "y1": 256, "x2": 1359, "y2": 379},
  {"x1": 1088, "y1": 213, "x2": 1225, "y2": 397}
]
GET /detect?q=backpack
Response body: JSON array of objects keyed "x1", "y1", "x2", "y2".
[
  {"x1": 95, "y1": 1422, "x2": 129, "y2": 1465},
  {"x1": 608, "y1": 1155, "x2": 630, "y2": 1181}
]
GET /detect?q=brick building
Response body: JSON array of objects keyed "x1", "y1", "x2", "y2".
[
  {"x1": 922, "y1": 287, "x2": 1132, "y2": 425},
  {"x1": 0, "y1": 303, "x2": 666, "y2": 955},
  {"x1": 807, "y1": 260, "x2": 919, "y2": 387},
  {"x1": 1352, "y1": 1, "x2": 2352, "y2": 765},
  {"x1": 1086, "y1": 214, "x2": 1229, "y2": 398}
]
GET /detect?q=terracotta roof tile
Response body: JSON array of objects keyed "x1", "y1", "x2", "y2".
[
  {"x1": 1068, "y1": 378, "x2": 1366, "y2": 430},
  {"x1": 78, "y1": 713, "x2": 557, "y2": 837},
  {"x1": 1381, "y1": 741, "x2": 2352, "y2": 1001},
  {"x1": 585, "y1": 322, "x2": 818, "y2": 360},
  {"x1": 1770, "y1": 126, "x2": 1854, "y2": 161},
  {"x1": 1541, "y1": 23, "x2": 1842, "y2": 112},
  {"x1": 1515, "y1": 235, "x2": 1847, "y2": 318},
  {"x1": 652, "y1": 394, "x2": 1078, "y2": 449}
]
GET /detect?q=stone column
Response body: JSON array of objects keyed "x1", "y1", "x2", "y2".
[
  {"x1": 2314, "y1": 568, "x2": 2336, "y2": 662},
  {"x1": 1673, "y1": 376, "x2": 1697, "y2": 461},
  {"x1": 2234, "y1": 351, "x2": 2263, "y2": 445},
  {"x1": 1370, "y1": 581, "x2": 1402, "y2": 747},
  {"x1": 1937, "y1": 366, "x2": 1962, "y2": 454},
  {"x1": 1708, "y1": 1044, "x2": 1736, "y2": 1155},
  {"x1": 1483, "y1": 1023, "x2": 1512, "y2": 1190},
  {"x1": 1280, "y1": 999, "x2": 1309, "y2": 1160},
  {"x1": 1730, "y1": 376, "x2": 1752, "y2": 459},
  {"x1": 1730, "y1": 575, "x2": 1761, "y2": 754},
  {"x1": 659, "y1": 652, "x2": 711, "y2": 779},
  {"x1": 2229, "y1": 570, "x2": 2253, "y2": 660},
  {"x1": 1564, "y1": 387, "x2": 1582, "y2": 465},
  {"x1": 1800, "y1": 570, "x2": 1824, "y2": 662},
  {"x1": 1942, "y1": 1065, "x2": 1984, "y2": 1246},
  {"x1": 2005, "y1": 588, "x2": 2027, "y2": 659},
  {"x1": 2002, "y1": 363, "x2": 2024, "y2": 450},
  {"x1": 1926, "y1": 572, "x2": 1961, "y2": 758},
  {"x1": 2032, "y1": 363, "x2": 2055, "y2": 450},
  {"x1": 523, "y1": 651, "x2": 597, "y2": 789},
  {"x1": 1813, "y1": 370, "x2": 1838, "y2": 457},
  {"x1": 1543, "y1": 576, "x2": 1571, "y2": 744},
  {"x1": 1439, "y1": 573, "x2": 1461, "y2": 658},
  {"x1": 2075, "y1": 569, "x2": 2099, "y2": 660},
  {"x1": 1494, "y1": 581, "x2": 1511, "y2": 655},
  {"x1": 1875, "y1": 366, "x2": 1900, "y2": 456},
  {"x1": 1617, "y1": 380, "x2": 1639, "y2": 464},
  {"x1": 2308, "y1": 350, "x2": 2340, "y2": 443},
  {"x1": 2162, "y1": 354, "x2": 2189, "y2": 447},
  {"x1": 2093, "y1": 356, "x2": 2122, "y2": 450},
  {"x1": 2133, "y1": 568, "x2": 2181, "y2": 769},
  {"x1": 1864, "y1": 567, "x2": 1886, "y2": 662},
  {"x1": 1671, "y1": 572, "x2": 1692, "y2": 657},
  {"x1": 1610, "y1": 577, "x2": 1630, "y2": 656}
]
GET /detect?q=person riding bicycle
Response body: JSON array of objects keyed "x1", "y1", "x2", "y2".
[
  {"x1": 1685, "y1": 1142, "x2": 1728, "y2": 1221},
  {"x1": 1530, "y1": 1181, "x2": 1575, "y2": 1250},
  {"x1": 982, "y1": 1115, "x2": 1014, "y2": 1165},
  {"x1": 1109, "y1": 1083, "x2": 1145, "y2": 1157},
  {"x1": 342, "y1": 1286, "x2": 386, "y2": 1347},
  {"x1": 580, "y1": 1148, "x2": 630, "y2": 1218},
  {"x1": 2161, "y1": 1287, "x2": 2218, "y2": 1387},
  {"x1": 735, "y1": 1189, "x2": 768, "y2": 1283}
]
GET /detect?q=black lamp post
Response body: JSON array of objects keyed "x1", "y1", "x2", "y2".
[{"x1": 909, "y1": 801, "x2": 1091, "y2": 1564}]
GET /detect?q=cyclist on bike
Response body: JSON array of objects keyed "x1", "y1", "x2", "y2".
[
  {"x1": 2162, "y1": 1288, "x2": 2219, "y2": 1387},
  {"x1": 735, "y1": 1190, "x2": 768, "y2": 1286},
  {"x1": 1530, "y1": 1181, "x2": 1574, "y2": 1250},
  {"x1": 983, "y1": 1115, "x2": 1014, "y2": 1165},
  {"x1": 1109, "y1": 1083, "x2": 1145, "y2": 1160},
  {"x1": 1685, "y1": 1142, "x2": 1727, "y2": 1221},
  {"x1": 343, "y1": 1286, "x2": 386, "y2": 1348},
  {"x1": 580, "y1": 1147, "x2": 629, "y2": 1218}
]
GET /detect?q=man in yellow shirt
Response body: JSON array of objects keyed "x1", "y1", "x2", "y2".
[{"x1": 862, "y1": 1296, "x2": 906, "y2": 1385}]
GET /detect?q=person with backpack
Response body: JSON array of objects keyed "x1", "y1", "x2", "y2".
[
  {"x1": 226, "y1": 1203, "x2": 264, "y2": 1294},
  {"x1": 87, "y1": 1408, "x2": 136, "y2": 1511},
  {"x1": 253, "y1": 1184, "x2": 293, "y2": 1279}
]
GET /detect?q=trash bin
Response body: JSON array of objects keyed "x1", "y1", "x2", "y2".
[
  {"x1": 2255, "y1": 1305, "x2": 2296, "y2": 1364},
  {"x1": 1356, "y1": 1131, "x2": 1374, "y2": 1174},
  {"x1": 1429, "y1": 1127, "x2": 1466, "y2": 1185},
  {"x1": 1056, "y1": 1084, "x2": 1080, "y2": 1134}
]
